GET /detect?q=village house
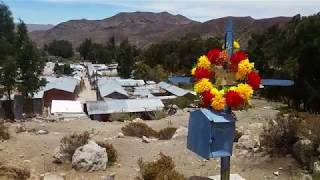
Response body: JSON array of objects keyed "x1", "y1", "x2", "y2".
[
  {"x1": 97, "y1": 78, "x2": 128, "y2": 100},
  {"x1": 85, "y1": 98, "x2": 164, "y2": 121}
]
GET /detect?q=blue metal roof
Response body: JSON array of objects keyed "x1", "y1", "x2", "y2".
[
  {"x1": 262, "y1": 79, "x2": 294, "y2": 86},
  {"x1": 159, "y1": 81, "x2": 195, "y2": 97},
  {"x1": 168, "y1": 76, "x2": 193, "y2": 84}
]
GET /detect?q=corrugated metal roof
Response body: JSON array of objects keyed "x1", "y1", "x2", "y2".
[
  {"x1": 159, "y1": 82, "x2": 195, "y2": 97},
  {"x1": 116, "y1": 79, "x2": 145, "y2": 87},
  {"x1": 262, "y1": 79, "x2": 294, "y2": 86},
  {"x1": 86, "y1": 99, "x2": 164, "y2": 115},
  {"x1": 33, "y1": 77, "x2": 79, "y2": 98},
  {"x1": 168, "y1": 76, "x2": 193, "y2": 84},
  {"x1": 98, "y1": 79, "x2": 128, "y2": 97}
]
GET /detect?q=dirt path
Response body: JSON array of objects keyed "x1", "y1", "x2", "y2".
[{"x1": 0, "y1": 99, "x2": 305, "y2": 180}]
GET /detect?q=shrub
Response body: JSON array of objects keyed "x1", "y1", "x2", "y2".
[
  {"x1": 260, "y1": 110, "x2": 301, "y2": 154},
  {"x1": 137, "y1": 153, "x2": 185, "y2": 180},
  {"x1": 171, "y1": 96, "x2": 194, "y2": 109},
  {"x1": 153, "y1": 111, "x2": 168, "y2": 120},
  {"x1": 121, "y1": 122, "x2": 158, "y2": 138},
  {"x1": 96, "y1": 141, "x2": 118, "y2": 165},
  {"x1": 0, "y1": 123, "x2": 10, "y2": 140},
  {"x1": 60, "y1": 131, "x2": 90, "y2": 160},
  {"x1": 158, "y1": 127, "x2": 177, "y2": 140},
  {"x1": 0, "y1": 163, "x2": 30, "y2": 180}
]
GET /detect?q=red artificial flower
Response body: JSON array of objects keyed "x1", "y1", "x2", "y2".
[
  {"x1": 231, "y1": 51, "x2": 247, "y2": 65},
  {"x1": 247, "y1": 72, "x2": 261, "y2": 90},
  {"x1": 216, "y1": 50, "x2": 227, "y2": 65},
  {"x1": 207, "y1": 48, "x2": 221, "y2": 64},
  {"x1": 201, "y1": 90, "x2": 215, "y2": 107},
  {"x1": 194, "y1": 67, "x2": 213, "y2": 80},
  {"x1": 226, "y1": 90, "x2": 244, "y2": 108}
]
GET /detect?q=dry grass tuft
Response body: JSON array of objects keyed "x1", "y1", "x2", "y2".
[
  {"x1": 0, "y1": 123, "x2": 10, "y2": 140},
  {"x1": 137, "y1": 153, "x2": 185, "y2": 180},
  {"x1": 0, "y1": 163, "x2": 30, "y2": 180},
  {"x1": 96, "y1": 141, "x2": 118, "y2": 166},
  {"x1": 121, "y1": 122, "x2": 158, "y2": 138},
  {"x1": 260, "y1": 110, "x2": 300, "y2": 154},
  {"x1": 60, "y1": 131, "x2": 90, "y2": 160},
  {"x1": 158, "y1": 127, "x2": 177, "y2": 140}
]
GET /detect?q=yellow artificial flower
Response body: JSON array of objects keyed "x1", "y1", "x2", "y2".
[
  {"x1": 196, "y1": 55, "x2": 211, "y2": 69},
  {"x1": 236, "y1": 59, "x2": 254, "y2": 80},
  {"x1": 194, "y1": 78, "x2": 213, "y2": 94},
  {"x1": 211, "y1": 93, "x2": 226, "y2": 111},
  {"x1": 233, "y1": 41, "x2": 240, "y2": 49},
  {"x1": 210, "y1": 87, "x2": 220, "y2": 96},
  {"x1": 191, "y1": 67, "x2": 196, "y2": 75},
  {"x1": 236, "y1": 83, "x2": 253, "y2": 101}
]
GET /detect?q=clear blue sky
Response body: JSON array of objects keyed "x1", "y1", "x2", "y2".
[{"x1": 2, "y1": 0, "x2": 320, "y2": 25}]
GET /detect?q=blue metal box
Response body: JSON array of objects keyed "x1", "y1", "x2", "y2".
[{"x1": 187, "y1": 108, "x2": 235, "y2": 159}]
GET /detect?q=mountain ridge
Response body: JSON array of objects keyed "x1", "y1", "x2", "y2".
[{"x1": 29, "y1": 12, "x2": 291, "y2": 49}]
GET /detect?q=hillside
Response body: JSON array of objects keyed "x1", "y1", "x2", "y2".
[
  {"x1": 30, "y1": 12, "x2": 291, "y2": 48},
  {"x1": 26, "y1": 24, "x2": 54, "y2": 32}
]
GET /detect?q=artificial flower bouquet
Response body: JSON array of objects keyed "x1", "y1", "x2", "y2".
[{"x1": 191, "y1": 41, "x2": 261, "y2": 111}]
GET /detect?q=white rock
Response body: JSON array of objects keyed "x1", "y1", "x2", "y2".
[
  {"x1": 141, "y1": 136, "x2": 157, "y2": 143},
  {"x1": 172, "y1": 126, "x2": 188, "y2": 139},
  {"x1": 209, "y1": 173, "x2": 246, "y2": 180},
  {"x1": 100, "y1": 173, "x2": 116, "y2": 180},
  {"x1": 36, "y1": 130, "x2": 49, "y2": 135},
  {"x1": 24, "y1": 160, "x2": 31, "y2": 163},
  {"x1": 117, "y1": 132, "x2": 125, "y2": 138},
  {"x1": 43, "y1": 173, "x2": 65, "y2": 180},
  {"x1": 72, "y1": 141, "x2": 108, "y2": 172},
  {"x1": 273, "y1": 171, "x2": 280, "y2": 176},
  {"x1": 15, "y1": 124, "x2": 26, "y2": 133},
  {"x1": 237, "y1": 134, "x2": 260, "y2": 151},
  {"x1": 132, "y1": 118, "x2": 143, "y2": 123},
  {"x1": 53, "y1": 146, "x2": 70, "y2": 164}
]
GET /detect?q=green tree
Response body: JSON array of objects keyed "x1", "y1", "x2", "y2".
[
  {"x1": 0, "y1": 57, "x2": 17, "y2": 100},
  {"x1": 0, "y1": 3, "x2": 15, "y2": 66},
  {"x1": 16, "y1": 21, "x2": 45, "y2": 98},
  {"x1": 78, "y1": 38, "x2": 94, "y2": 60},
  {"x1": 117, "y1": 39, "x2": 138, "y2": 78},
  {"x1": 47, "y1": 40, "x2": 74, "y2": 58}
]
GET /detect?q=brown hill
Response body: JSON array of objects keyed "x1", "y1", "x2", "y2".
[{"x1": 30, "y1": 12, "x2": 291, "y2": 49}]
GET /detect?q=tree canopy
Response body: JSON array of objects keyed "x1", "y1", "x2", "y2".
[
  {"x1": 248, "y1": 13, "x2": 320, "y2": 112},
  {"x1": 46, "y1": 40, "x2": 74, "y2": 58}
]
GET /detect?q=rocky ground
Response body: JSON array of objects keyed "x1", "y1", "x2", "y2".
[{"x1": 0, "y1": 99, "x2": 310, "y2": 180}]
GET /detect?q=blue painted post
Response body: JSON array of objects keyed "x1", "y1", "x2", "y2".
[{"x1": 220, "y1": 17, "x2": 233, "y2": 180}]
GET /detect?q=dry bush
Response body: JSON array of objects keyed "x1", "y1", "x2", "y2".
[
  {"x1": 121, "y1": 122, "x2": 158, "y2": 138},
  {"x1": 260, "y1": 110, "x2": 301, "y2": 154},
  {"x1": 158, "y1": 127, "x2": 177, "y2": 140},
  {"x1": 0, "y1": 163, "x2": 30, "y2": 180},
  {"x1": 96, "y1": 141, "x2": 118, "y2": 166},
  {"x1": 137, "y1": 153, "x2": 185, "y2": 180},
  {"x1": 0, "y1": 123, "x2": 10, "y2": 140},
  {"x1": 60, "y1": 131, "x2": 90, "y2": 160}
]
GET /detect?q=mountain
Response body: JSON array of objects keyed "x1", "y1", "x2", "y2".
[
  {"x1": 26, "y1": 24, "x2": 54, "y2": 32},
  {"x1": 29, "y1": 12, "x2": 291, "y2": 49}
]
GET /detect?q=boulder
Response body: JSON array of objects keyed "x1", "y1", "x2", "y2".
[
  {"x1": 53, "y1": 146, "x2": 70, "y2": 164},
  {"x1": 132, "y1": 118, "x2": 143, "y2": 123},
  {"x1": 15, "y1": 124, "x2": 26, "y2": 133},
  {"x1": 172, "y1": 126, "x2": 188, "y2": 139},
  {"x1": 292, "y1": 139, "x2": 314, "y2": 166},
  {"x1": 117, "y1": 132, "x2": 125, "y2": 138},
  {"x1": 234, "y1": 127, "x2": 244, "y2": 142},
  {"x1": 72, "y1": 141, "x2": 108, "y2": 172},
  {"x1": 236, "y1": 134, "x2": 260, "y2": 151}
]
